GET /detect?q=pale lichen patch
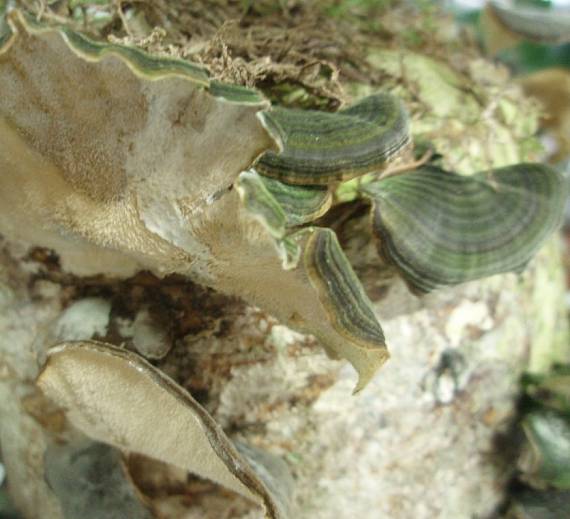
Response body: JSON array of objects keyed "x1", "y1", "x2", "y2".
[
  {"x1": 364, "y1": 49, "x2": 541, "y2": 175},
  {"x1": 52, "y1": 298, "x2": 111, "y2": 343},
  {"x1": 132, "y1": 308, "x2": 172, "y2": 360},
  {"x1": 444, "y1": 300, "x2": 494, "y2": 348}
]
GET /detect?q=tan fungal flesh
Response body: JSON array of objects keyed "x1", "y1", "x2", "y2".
[
  {"x1": 37, "y1": 341, "x2": 292, "y2": 519},
  {"x1": 0, "y1": 10, "x2": 278, "y2": 279},
  {"x1": 0, "y1": 10, "x2": 392, "y2": 392}
]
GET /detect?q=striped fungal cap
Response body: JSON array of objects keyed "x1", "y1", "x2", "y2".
[
  {"x1": 256, "y1": 93, "x2": 411, "y2": 185},
  {"x1": 304, "y1": 228, "x2": 388, "y2": 358},
  {"x1": 260, "y1": 174, "x2": 332, "y2": 227},
  {"x1": 361, "y1": 164, "x2": 567, "y2": 293},
  {"x1": 0, "y1": 9, "x2": 392, "y2": 393}
]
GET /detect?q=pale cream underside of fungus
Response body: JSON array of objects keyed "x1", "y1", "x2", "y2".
[
  {"x1": 37, "y1": 341, "x2": 293, "y2": 519},
  {"x1": 0, "y1": 10, "x2": 390, "y2": 391},
  {"x1": 0, "y1": 10, "x2": 278, "y2": 281}
]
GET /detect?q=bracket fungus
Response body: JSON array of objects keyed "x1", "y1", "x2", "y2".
[
  {"x1": 0, "y1": 7, "x2": 566, "y2": 399},
  {"x1": 37, "y1": 341, "x2": 293, "y2": 519},
  {"x1": 360, "y1": 163, "x2": 566, "y2": 294},
  {"x1": 487, "y1": 0, "x2": 570, "y2": 45}
]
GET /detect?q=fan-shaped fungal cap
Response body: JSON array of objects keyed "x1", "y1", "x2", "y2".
[
  {"x1": 302, "y1": 227, "x2": 390, "y2": 392},
  {"x1": 489, "y1": 0, "x2": 570, "y2": 44},
  {"x1": 0, "y1": 9, "x2": 392, "y2": 392},
  {"x1": 37, "y1": 341, "x2": 293, "y2": 519},
  {"x1": 361, "y1": 164, "x2": 567, "y2": 293},
  {"x1": 256, "y1": 174, "x2": 332, "y2": 227},
  {"x1": 257, "y1": 93, "x2": 411, "y2": 185}
]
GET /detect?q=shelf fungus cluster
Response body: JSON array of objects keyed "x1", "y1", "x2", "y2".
[{"x1": 0, "y1": 9, "x2": 567, "y2": 518}]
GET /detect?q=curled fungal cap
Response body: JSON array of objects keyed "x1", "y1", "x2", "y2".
[
  {"x1": 37, "y1": 341, "x2": 293, "y2": 519},
  {"x1": 489, "y1": 0, "x2": 570, "y2": 44},
  {"x1": 0, "y1": 10, "x2": 279, "y2": 278},
  {"x1": 361, "y1": 163, "x2": 567, "y2": 294},
  {"x1": 257, "y1": 93, "x2": 411, "y2": 186}
]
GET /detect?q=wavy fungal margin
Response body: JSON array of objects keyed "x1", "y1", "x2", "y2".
[
  {"x1": 0, "y1": 8, "x2": 391, "y2": 393},
  {"x1": 6, "y1": 6, "x2": 563, "y2": 396},
  {"x1": 0, "y1": 9, "x2": 270, "y2": 106}
]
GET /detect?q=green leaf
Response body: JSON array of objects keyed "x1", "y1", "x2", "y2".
[
  {"x1": 361, "y1": 164, "x2": 566, "y2": 293},
  {"x1": 256, "y1": 93, "x2": 410, "y2": 185},
  {"x1": 521, "y1": 409, "x2": 570, "y2": 489},
  {"x1": 510, "y1": 488, "x2": 570, "y2": 519}
]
